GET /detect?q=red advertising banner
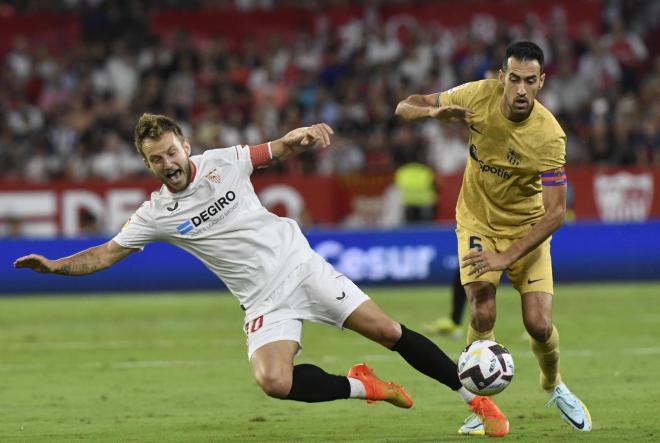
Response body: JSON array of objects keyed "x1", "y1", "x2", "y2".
[
  {"x1": 0, "y1": 167, "x2": 658, "y2": 237},
  {"x1": 566, "y1": 167, "x2": 659, "y2": 222},
  {"x1": 0, "y1": 1, "x2": 601, "y2": 56},
  {"x1": 0, "y1": 176, "x2": 342, "y2": 237},
  {"x1": 0, "y1": 13, "x2": 80, "y2": 55},
  {"x1": 151, "y1": 0, "x2": 601, "y2": 46}
]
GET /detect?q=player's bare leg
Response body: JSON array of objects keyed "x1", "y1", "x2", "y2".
[
  {"x1": 343, "y1": 300, "x2": 403, "y2": 348},
  {"x1": 250, "y1": 339, "x2": 353, "y2": 403},
  {"x1": 522, "y1": 292, "x2": 592, "y2": 431},
  {"x1": 522, "y1": 292, "x2": 559, "y2": 389},
  {"x1": 250, "y1": 340, "x2": 299, "y2": 398},
  {"x1": 465, "y1": 281, "x2": 497, "y2": 343}
]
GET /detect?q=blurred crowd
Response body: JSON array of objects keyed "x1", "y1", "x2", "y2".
[{"x1": 1, "y1": 0, "x2": 659, "y2": 183}]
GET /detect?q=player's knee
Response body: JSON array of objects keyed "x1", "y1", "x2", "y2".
[
  {"x1": 467, "y1": 285, "x2": 496, "y2": 326},
  {"x1": 471, "y1": 304, "x2": 496, "y2": 330},
  {"x1": 525, "y1": 319, "x2": 552, "y2": 342},
  {"x1": 374, "y1": 320, "x2": 402, "y2": 348},
  {"x1": 255, "y1": 369, "x2": 292, "y2": 399},
  {"x1": 472, "y1": 315, "x2": 495, "y2": 331}
]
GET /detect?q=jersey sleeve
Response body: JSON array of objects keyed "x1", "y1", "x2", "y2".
[
  {"x1": 538, "y1": 134, "x2": 566, "y2": 171},
  {"x1": 112, "y1": 202, "x2": 158, "y2": 251},
  {"x1": 203, "y1": 143, "x2": 272, "y2": 176},
  {"x1": 538, "y1": 132, "x2": 567, "y2": 186},
  {"x1": 438, "y1": 81, "x2": 477, "y2": 108}
]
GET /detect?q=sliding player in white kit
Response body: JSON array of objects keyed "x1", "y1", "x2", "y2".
[{"x1": 15, "y1": 114, "x2": 508, "y2": 437}]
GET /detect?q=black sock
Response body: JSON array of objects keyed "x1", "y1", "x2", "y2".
[
  {"x1": 451, "y1": 271, "x2": 467, "y2": 325},
  {"x1": 285, "y1": 364, "x2": 350, "y2": 402},
  {"x1": 391, "y1": 324, "x2": 463, "y2": 390}
]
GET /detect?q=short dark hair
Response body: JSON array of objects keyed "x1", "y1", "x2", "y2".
[
  {"x1": 503, "y1": 41, "x2": 544, "y2": 72},
  {"x1": 133, "y1": 113, "x2": 185, "y2": 160}
]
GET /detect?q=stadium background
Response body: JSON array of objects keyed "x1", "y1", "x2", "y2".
[
  {"x1": 0, "y1": 1, "x2": 659, "y2": 441},
  {"x1": 1, "y1": 0, "x2": 659, "y2": 291}
]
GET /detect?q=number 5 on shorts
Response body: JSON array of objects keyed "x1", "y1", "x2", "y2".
[{"x1": 469, "y1": 236, "x2": 483, "y2": 252}]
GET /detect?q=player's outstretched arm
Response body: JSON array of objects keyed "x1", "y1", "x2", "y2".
[
  {"x1": 14, "y1": 240, "x2": 136, "y2": 276},
  {"x1": 395, "y1": 93, "x2": 474, "y2": 123},
  {"x1": 269, "y1": 123, "x2": 334, "y2": 162}
]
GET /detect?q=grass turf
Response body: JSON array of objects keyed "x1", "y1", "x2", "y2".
[{"x1": 1, "y1": 283, "x2": 659, "y2": 442}]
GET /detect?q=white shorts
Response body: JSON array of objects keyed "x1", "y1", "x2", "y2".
[{"x1": 243, "y1": 252, "x2": 370, "y2": 359}]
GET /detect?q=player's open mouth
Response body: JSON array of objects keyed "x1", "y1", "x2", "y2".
[{"x1": 166, "y1": 169, "x2": 182, "y2": 181}]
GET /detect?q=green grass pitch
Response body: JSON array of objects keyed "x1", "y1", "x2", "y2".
[{"x1": 1, "y1": 283, "x2": 659, "y2": 442}]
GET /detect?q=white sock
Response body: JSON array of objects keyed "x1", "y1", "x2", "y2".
[
  {"x1": 348, "y1": 377, "x2": 366, "y2": 399},
  {"x1": 458, "y1": 386, "x2": 476, "y2": 403}
]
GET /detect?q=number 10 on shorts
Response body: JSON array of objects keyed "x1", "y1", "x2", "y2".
[{"x1": 244, "y1": 315, "x2": 264, "y2": 334}]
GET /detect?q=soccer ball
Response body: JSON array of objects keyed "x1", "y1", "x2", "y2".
[{"x1": 457, "y1": 340, "x2": 514, "y2": 396}]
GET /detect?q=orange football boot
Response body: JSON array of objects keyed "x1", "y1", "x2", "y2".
[
  {"x1": 347, "y1": 363, "x2": 413, "y2": 408},
  {"x1": 469, "y1": 396, "x2": 509, "y2": 437}
]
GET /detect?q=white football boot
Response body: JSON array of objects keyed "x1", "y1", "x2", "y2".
[
  {"x1": 457, "y1": 413, "x2": 485, "y2": 436},
  {"x1": 546, "y1": 383, "x2": 592, "y2": 431}
]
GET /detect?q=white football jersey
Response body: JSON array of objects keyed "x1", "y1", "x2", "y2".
[{"x1": 113, "y1": 146, "x2": 313, "y2": 314}]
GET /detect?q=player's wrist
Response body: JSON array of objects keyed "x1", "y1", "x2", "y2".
[
  {"x1": 500, "y1": 249, "x2": 517, "y2": 267},
  {"x1": 51, "y1": 260, "x2": 67, "y2": 275}
]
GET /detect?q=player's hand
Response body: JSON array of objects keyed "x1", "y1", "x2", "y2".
[
  {"x1": 14, "y1": 254, "x2": 56, "y2": 273},
  {"x1": 429, "y1": 106, "x2": 475, "y2": 124},
  {"x1": 461, "y1": 249, "x2": 510, "y2": 277},
  {"x1": 282, "y1": 123, "x2": 334, "y2": 151}
]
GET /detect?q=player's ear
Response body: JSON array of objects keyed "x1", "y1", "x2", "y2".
[
  {"x1": 498, "y1": 69, "x2": 505, "y2": 85},
  {"x1": 183, "y1": 139, "x2": 191, "y2": 156},
  {"x1": 539, "y1": 72, "x2": 546, "y2": 90}
]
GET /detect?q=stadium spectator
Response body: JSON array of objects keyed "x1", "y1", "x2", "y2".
[
  {"x1": 541, "y1": 57, "x2": 591, "y2": 117},
  {"x1": 602, "y1": 16, "x2": 649, "y2": 91},
  {"x1": 636, "y1": 115, "x2": 660, "y2": 165},
  {"x1": 316, "y1": 133, "x2": 365, "y2": 176},
  {"x1": 90, "y1": 130, "x2": 143, "y2": 180},
  {"x1": 0, "y1": 0, "x2": 656, "y2": 184},
  {"x1": 6, "y1": 94, "x2": 44, "y2": 138},
  {"x1": 393, "y1": 145, "x2": 437, "y2": 224},
  {"x1": 104, "y1": 41, "x2": 139, "y2": 103},
  {"x1": 578, "y1": 39, "x2": 622, "y2": 94},
  {"x1": 423, "y1": 121, "x2": 468, "y2": 175},
  {"x1": 6, "y1": 36, "x2": 32, "y2": 82}
]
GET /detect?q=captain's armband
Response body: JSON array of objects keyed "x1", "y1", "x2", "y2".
[{"x1": 541, "y1": 167, "x2": 567, "y2": 186}]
